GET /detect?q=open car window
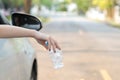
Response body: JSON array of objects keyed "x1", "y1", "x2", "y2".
[
  {"x1": 0, "y1": 12, "x2": 10, "y2": 24},
  {"x1": 0, "y1": 0, "x2": 10, "y2": 24}
]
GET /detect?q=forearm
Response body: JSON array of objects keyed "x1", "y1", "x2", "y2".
[
  {"x1": 0, "y1": 25, "x2": 61, "y2": 51},
  {"x1": 0, "y1": 25, "x2": 36, "y2": 38}
]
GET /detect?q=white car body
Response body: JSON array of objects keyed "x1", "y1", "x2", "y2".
[
  {"x1": 0, "y1": 8, "x2": 38, "y2": 80},
  {"x1": 0, "y1": 38, "x2": 37, "y2": 80}
]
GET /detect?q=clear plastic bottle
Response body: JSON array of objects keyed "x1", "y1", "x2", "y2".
[{"x1": 49, "y1": 49, "x2": 64, "y2": 69}]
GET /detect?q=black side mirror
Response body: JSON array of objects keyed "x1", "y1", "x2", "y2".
[{"x1": 11, "y1": 13, "x2": 42, "y2": 31}]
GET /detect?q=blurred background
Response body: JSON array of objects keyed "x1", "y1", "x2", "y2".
[
  {"x1": 0, "y1": 0, "x2": 120, "y2": 23},
  {"x1": 1, "y1": 0, "x2": 120, "y2": 80}
]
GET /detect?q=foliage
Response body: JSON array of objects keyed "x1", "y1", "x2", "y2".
[
  {"x1": 56, "y1": 1, "x2": 68, "y2": 11},
  {"x1": 74, "y1": 0, "x2": 92, "y2": 13},
  {"x1": 92, "y1": 0, "x2": 115, "y2": 10},
  {"x1": 41, "y1": 0, "x2": 53, "y2": 8},
  {"x1": 2, "y1": 0, "x2": 23, "y2": 9},
  {"x1": 64, "y1": 0, "x2": 73, "y2": 4},
  {"x1": 32, "y1": 0, "x2": 53, "y2": 9},
  {"x1": 32, "y1": 0, "x2": 40, "y2": 5},
  {"x1": 92, "y1": 0, "x2": 115, "y2": 19}
]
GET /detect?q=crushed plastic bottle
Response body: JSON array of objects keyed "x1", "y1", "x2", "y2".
[
  {"x1": 49, "y1": 49, "x2": 64, "y2": 69},
  {"x1": 45, "y1": 41, "x2": 64, "y2": 69}
]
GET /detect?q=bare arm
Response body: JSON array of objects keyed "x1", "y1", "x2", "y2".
[
  {"x1": 0, "y1": 25, "x2": 61, "y2": 51},
  {"x1": 0, "y1": 25, "x2": 35, "y2": 38}
]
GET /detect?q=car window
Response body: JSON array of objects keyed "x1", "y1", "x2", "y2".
[
  {"x1": 0, "y1": 0, "x2": 4, "y2": 9},
  {"x1": 0, "y1": 0, "x2": 10, "y2": 24}
]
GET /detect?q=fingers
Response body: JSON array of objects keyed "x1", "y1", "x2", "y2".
[
  {"x1": 47, "y1": 37, "x2": 61, "y2": 52},
  {"x1": 52, "y1": 38, "x2": 61, "y2": 50},
  {"x1": 47, "y1": 38, "x2": 51, "y2": 51},
  {"x1": 35, "y1": 32, "x2": 61, "y2": 52},
  {"x1": 54, "y1": 41, "x2": 61, "y2": 50},
  {"x1": 50, "y1": 37, "x2": 56, "y2": 52}
]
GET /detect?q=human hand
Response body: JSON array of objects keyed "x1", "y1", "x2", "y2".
[{"x1": 33, "y1": 31, "x2": 61, "y2": 52}]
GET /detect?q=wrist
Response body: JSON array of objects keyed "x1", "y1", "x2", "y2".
[
  {"x1": 31, "y1": 30, "x2": 38, "y2": 38},
  {"x1": 33, "y1": 30, "x2": 49, "y2": 40}
]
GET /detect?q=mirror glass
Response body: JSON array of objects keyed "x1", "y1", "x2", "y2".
[{"x1": 11, "y1": 13, "x2": 42, "y2": 31}]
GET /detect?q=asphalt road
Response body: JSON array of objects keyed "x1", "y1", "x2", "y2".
[{"x1": 32, "y1": 16, "x2": 120, "y2": 80}]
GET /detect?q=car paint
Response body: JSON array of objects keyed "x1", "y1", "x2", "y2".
[{"x1": 0, "y1": 37, "x2": 36, "y2": 80}]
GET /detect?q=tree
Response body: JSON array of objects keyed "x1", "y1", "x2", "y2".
[
  {"x1": 92, "y1": 0, "x2": 115, "y2": 20},
  {"x1": 64, "y1": 0, "x2": 73, "y2": 4},
  {"x1": 32, "y1": 0, "x2": 53, "y2": 9},
  {"x1": 74, "y1": 0, "x2": 92, "y2": 14},
  {"x1": 2, "y1": 0, "x2": 32, "y2": 13},
  {"x1": 24, "y1": 0, "x2": 32, "y2": 13},
  {"x1": 2, "y1": 0, "x2": 23, "y2": 9},
  {"x1": 41, "y1": 0, "x2": 53, "y2": 9},
  {"x1": 57, "y1": 1, "x2": 68, "y2": 11}
]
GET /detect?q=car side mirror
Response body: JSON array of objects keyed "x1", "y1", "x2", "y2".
[{"x1": 11, "y1": 13, "x2": 42, "y2": 31}]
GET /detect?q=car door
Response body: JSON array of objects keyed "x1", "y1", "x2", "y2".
[
  {"x1": 12, "y1": 38, "x2": 36, "y2": 80},
  {"x1": 0, "y1": 38, "x2": 21, "y2": 80}
]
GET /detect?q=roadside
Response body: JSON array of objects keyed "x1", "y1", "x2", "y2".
[
  {"x1": 29, "y1": 16, "x2": 120, "y2": 80},
  {"x1": 87, "y1": 18, "x2": 120, "y2": 29},
  {"x1": 105, "y1": 20, "x2": 120, "y2": 29}
]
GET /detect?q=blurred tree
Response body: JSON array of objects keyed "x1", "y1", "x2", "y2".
[
  {"x1": 32, "y1": 0, "x2": 41, "y2": 11},
  {"x1": 57, "y1": 1, "x2": 68, "y2": 11},
  {"x1": 24, "y1": 0, "x2": 32, "y2": 13},
  {"x1": 74, "y1": 0, "x2": 92, "y2": 14},
  {"x1": 32, "y1": 0, "x2": 53, "y2": 9},
  {"x1": 2, "y1": 0, "x2": 23, "y2": 10},
  {"x1": 32, "y1": 0, "x2": 40, "y2": 5},
  {"x1": 64, "y1": 0, "x2": 73, "y2": 4},
  {"x1": 2, "y1": 0, "x2": 32, "y2": 13},
  {"x1": 92, "y1": 0, "x2": 116, "y2": 20},
  {"x1": 41, "y1": 0, "x2": 53, "y2": 9}
]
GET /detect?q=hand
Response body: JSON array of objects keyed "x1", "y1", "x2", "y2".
[{"x1": 33, "y1": 31, "x2": 61, "y2": 52}]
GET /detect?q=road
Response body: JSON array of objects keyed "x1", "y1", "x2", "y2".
[{"x1": 31, "y1": 16, "x2": 120, "y2": 80}]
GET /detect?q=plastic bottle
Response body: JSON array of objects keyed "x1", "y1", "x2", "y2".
[
  {"x1": 49, "y1": 49, "x2": 64, "y2": 69},
  {"x1": 45, "y1": 41, "x2": 64, "y2": 69}
]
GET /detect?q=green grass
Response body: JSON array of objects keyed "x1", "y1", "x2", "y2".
[
  {"x1": 38, "y1": 16, "x2": 50, "y2": 23},
  {"x1": 106, "y1": 20, "x2": 120, "y2": 29},
  {"x1": 89, "y1": 18, "x2": 120, "y2": 29}
]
